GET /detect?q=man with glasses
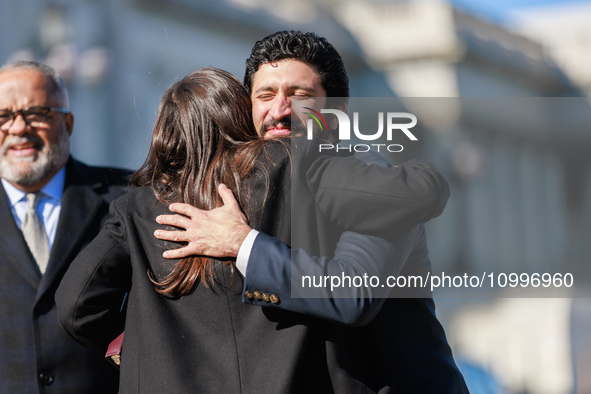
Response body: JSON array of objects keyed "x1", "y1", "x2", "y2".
[
  {"x1": 0, "y1": 107, "x2": 70, "y2": 130},
  {"x1": 0, "y1": 61, "x2": 128, "y2": 393}
]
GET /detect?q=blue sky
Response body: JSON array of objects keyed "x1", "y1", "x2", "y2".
[{"x1": 447, "y1": 0, "x2": 591, "y2": 22}]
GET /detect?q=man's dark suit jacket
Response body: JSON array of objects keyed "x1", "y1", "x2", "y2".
[
  {"x1": 244, "y1": 147, "x2": 469, "y2": 393},
  {"x1": 56, "y1": 140, "x2": 462, "y2": 393},
  {"x1": 0, "y1": 157, "x2": 129, "y2": 394}
]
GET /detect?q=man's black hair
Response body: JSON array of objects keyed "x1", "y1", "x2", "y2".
[{"x1": 244, "y1": 31, "x2": 349, "y2": 107}]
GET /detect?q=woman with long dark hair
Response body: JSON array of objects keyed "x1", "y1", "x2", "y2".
[
  {"x1": 55, "y1": 68, "x2": 293, "y2": 393},
  {"x1": 130, "y1": 67, "x2": 265, "y2": 296}
]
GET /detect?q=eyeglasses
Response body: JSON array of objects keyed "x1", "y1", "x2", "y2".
[{"x1": 0, "y1": 106, "x2": 70, "y2": 131}]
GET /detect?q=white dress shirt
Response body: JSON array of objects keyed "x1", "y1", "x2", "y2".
[{"x1": 235, "y1": 229, "x2": 259, "y2": 276}]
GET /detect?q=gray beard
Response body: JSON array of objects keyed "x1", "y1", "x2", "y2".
[{"x1": 0, "y1": 130, "x2": 70, "y2": 187}]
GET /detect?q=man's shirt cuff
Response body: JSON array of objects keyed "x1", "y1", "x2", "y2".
[{"x1": 236, "y1": 229, "x2": 259, "y2": 276}]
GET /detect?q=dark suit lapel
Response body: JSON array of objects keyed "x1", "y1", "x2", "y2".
[
  {"x1": 37, "y1": 160, "x2": 106, "y2": 299},
  {"x1": 0, "y1": 183, "x2": 41, "y2": 289}
]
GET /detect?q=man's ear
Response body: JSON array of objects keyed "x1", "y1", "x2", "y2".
[
  {"x1": 329, "y1": 103, "x2": 347, "y2": 131},
  {"x1": 65, "y1": 113, "x2": 74, "y2": 137}
]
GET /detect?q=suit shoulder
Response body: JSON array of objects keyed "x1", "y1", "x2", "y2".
[
  {"x1": 112, "y1": 186, "x2": 167, "y2": 215},
  {"x1": 115, "y1": 185, "x2": 154, "y2": 202},
  {"x1": 72, "y1": 159, "x2": 132, "y2": 186},
  {"x1": 353, "y1": 150, "x2": 392, "y2": 168},
  {"x1": 68, "y1": 157, "x2": 133, "y2": 203}
]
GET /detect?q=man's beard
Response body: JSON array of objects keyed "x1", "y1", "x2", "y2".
[
  {"x1": 260, "y1": 117, "x2": 304, "y2": 136},
  {"x1": 261, "y1": 116, "x2": 329, "y2": 139},
  {"x1": 0, "y1": 130, "x2": 70, "y2": 187}
]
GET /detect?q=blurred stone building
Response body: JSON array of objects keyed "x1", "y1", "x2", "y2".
[{"x1": 2, "y1": 0, "x2": 590, "y2": 393}]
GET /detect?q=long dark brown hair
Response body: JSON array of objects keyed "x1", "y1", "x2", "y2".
[{"x1": 132, "y1": 67, "x2": 264, "y2": 296}]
